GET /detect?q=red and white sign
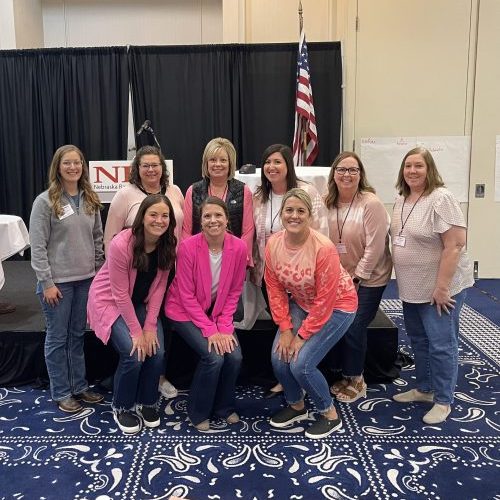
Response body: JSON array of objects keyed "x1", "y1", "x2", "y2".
[{"x1": 89, "y1": 160, "x2": 173, "y2": 203}]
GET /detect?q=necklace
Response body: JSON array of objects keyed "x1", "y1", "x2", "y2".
[
  {"x1": 139, "y1": 183, "x2": 163, "y2": 196},
  {"x1": 208, "y1": 183, "x2": 228, "y2": 200}
]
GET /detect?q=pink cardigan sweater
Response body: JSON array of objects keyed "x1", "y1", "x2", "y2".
[
  {"x1": 165, "y1": 232, "x2": 247, "y2": 337},
  {"x1": 88, "y1": 229, "x2": 170, "y2": 344}
]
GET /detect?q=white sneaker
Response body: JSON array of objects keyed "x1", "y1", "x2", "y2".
[{"x1": 158, "y1": 379, "x2": 178, "y2": 399}]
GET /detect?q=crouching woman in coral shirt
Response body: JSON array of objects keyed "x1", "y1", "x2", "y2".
[
  {"x1": 166, "y1": 196, "x2": 247, "y2": 431},
  {"x1": 265, "y1": 188, "x2": 358, "y2": 439},
  {"x1": 88, "y1": 194, "x2": 177, "y2": 434}
]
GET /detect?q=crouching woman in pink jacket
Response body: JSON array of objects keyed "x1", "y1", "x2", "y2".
[
  {"x1": 88, "y1": 194, "x2": 176, "y2": 434},
  {"x1": 165, "y1": 196, "x2": 247, "y2": 431}
]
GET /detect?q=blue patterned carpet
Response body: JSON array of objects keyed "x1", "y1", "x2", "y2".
[{"x1": 0, "y1": 299, "x2": 499, "y2": 500}]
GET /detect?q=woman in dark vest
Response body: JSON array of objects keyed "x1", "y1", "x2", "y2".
[{"x1": 182, "y1": 137, "x2": 254, "y2": 264}]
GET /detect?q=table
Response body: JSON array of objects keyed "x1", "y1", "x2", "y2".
[
  {"x1": 235, "y1": 166, "x2": 331, "y2": 196},
  {"x1": 0, "y1": 215, "x2": 30, "y2": 312}
]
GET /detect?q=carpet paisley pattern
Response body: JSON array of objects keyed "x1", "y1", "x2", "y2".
[{"x1": 0, "y1": 300, "x2": 499, "y2": 499}]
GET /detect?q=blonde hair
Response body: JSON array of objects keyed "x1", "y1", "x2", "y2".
[
  {"x1": 396, "y1": 147, "x2": 445, "y2": 197},
  {"x1": 201, "y1": 137, "x2": 236, "y2": 180},
  {"x1": 47, "y1": 145, "x2": 102, "y2": 217},
  {"x1": 280, "y1": 188, "x2": 313, "y2": 217}
]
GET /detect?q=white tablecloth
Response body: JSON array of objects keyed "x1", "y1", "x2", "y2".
[
  {"x1": 0, "y1": 215, "x2": 30, "y2": 289},
  {"x1": 235, "y1": 166, "x2": 331, "y2": 196}
]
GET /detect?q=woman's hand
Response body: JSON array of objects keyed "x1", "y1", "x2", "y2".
[
  {"x1": 130, "y1": 334, "x2": 148, "y2": 361},
  {"x1": 289, "y1": 335, "x2": 306, "y2": 362},
  {"x1": 208, "y1": 333, "x2": 228, "y2": 355},
  {"x1": 274, "y1": 329, "x2": 295, "y2": 362},
  {"x1": 430, "y1": 286, "x2": 456, "y2": 316},
  {"x1": 143, "y1": 330, "x2": 160, "y2": 357},
  {"x1": 43, "y1": 286, "x2": 63, "y2": 307}
]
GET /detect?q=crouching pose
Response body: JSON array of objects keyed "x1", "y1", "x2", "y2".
[
  {"x1": 266, "y1": 189, "x2": 358, "y2": 439},
  {"x1": 88, "y1": 195, "x2": 177, "y2": 434},
  {"x1": 166, "y1": 197, "x2": 247, "y2": 431}
]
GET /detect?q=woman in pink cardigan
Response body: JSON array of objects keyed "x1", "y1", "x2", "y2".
[
  {"x1": 166, "y1": 197, "x2": 247, "y2": 431},
  {"x1": 88, "y1": 194, "x2": 177, "y2": 434}
]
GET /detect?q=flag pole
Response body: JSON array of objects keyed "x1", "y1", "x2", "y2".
[{"x1": 298, "y1": 2, "x2": 306, "y2": 165}]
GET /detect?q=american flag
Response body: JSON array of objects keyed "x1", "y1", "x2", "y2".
[{"x1": 292, "y1": 28, "x2": 318, "y2": 166}]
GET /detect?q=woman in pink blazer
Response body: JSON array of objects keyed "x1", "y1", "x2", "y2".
[
  {"x1": 166, "y1": 196, "x2": 247, "y2": 431},
  {"x1": 88, "y1": 194, "x2": 177, "y2": 434}
]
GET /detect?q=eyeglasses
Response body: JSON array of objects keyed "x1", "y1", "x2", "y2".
[
  {"x1": 61, "y1": 160, "x2": 83, "y2": 167},
  {"x1": 335, "y1": 167, "x2": 360, "y2": 175},
  {"x1": 140, "y1": 163, "x2": 161, "y2": 170}
]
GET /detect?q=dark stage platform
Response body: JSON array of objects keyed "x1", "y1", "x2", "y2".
[{"x1": 0, "y1": 261, "x2": 400, "y2": 388}]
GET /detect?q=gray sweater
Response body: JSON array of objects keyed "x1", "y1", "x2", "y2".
[{"x1": 29, "y1": 190, "x2": 104, "y2": 290}]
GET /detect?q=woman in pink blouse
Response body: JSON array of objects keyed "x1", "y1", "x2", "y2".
[
  {"x1": 325, "y1": 152, "x2": 392, "y2": 403},
  {"x1": 88, "y1": 195, "x2": 177, "y2": 434},
  {"x1": 104, "y1": 145, "x2": 184, "y2": 400},
  {"x1": 166, "y1": 197, "x2": 247, "y2": 431},
  {"x1": 390, "y1": 147, "x2": 474, "y2": 425},
  {"x1": 265, "y1": 188, "x2": 358, "y2": 439}
]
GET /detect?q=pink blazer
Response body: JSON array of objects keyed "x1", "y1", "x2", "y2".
[
  {"x1": 165, "y1": 232, "x2": 247, "y2": 337},
  {"x1": 88, "y1": 229, "x2": 170, "y2": 344}
]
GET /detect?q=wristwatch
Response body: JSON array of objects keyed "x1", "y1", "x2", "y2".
[{"x1": 352, "y1": 276, "x2": 361, "y2": 284}]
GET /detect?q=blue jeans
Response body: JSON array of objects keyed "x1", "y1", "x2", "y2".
[
  {"x1": 109, "y1": 304, "x2": 165, "y2": 410},
  {"x1": 338, "y1": 285, "x2": 386, "y2": 377},
  {"x1": 402, "y1": 289, "x2": 467, "y2": 405},
  {"x1": 37, "y1": 279, "x2": 92, "y2": 401},
  {"x1": 271, "y1": 299, "x2": 355, "y2": 413},
  {"x1": 169, "y1": 319, "x2": 242, "y2": 426}
]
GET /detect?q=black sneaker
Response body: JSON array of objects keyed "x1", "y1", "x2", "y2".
[
  {"x1": 305, "y1": 415, "x2": 342, "y2": 439},
  {"x1": 113, "y1": 410, "x2": 141, "y2": 434},
  {"x1": 136, "y1": 405, "x2": 160, "y2": 428},
  {"x1": 270, "y1": 406, "x2": 308, "y2": 428}
]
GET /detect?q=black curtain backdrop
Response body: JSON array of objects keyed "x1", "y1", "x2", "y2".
[
  {"x1": 0, "y1": 43, "x2": 341, "y2": 221},
  {"x1": 0, "y1": 47, "x2": 129, "y2": 224},
  {"x1": 129, "y1": 42, "x2": 342, "y2": 193}
]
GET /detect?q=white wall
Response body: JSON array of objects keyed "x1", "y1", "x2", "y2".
[
  {"x1": 2, "y1": 0, "x2": 498, "y2": 276},
  {"x1": 42, "y1": 0, "x2": 222, "y2": 47}
]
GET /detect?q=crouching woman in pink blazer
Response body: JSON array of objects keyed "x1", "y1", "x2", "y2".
[
  {"x1": 165, "y1": 196, "x2": 247, "y2": 431},
  {"x1": 88, "y1": 194, "x2": 176, "y2": 434}
]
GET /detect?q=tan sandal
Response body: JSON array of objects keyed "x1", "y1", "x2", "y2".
[
  {"x1": 336, "y1": 378, "x2": 367, "y2": 403},
  {"x1": 330, "y1": 378, "x2": 349, "y2": 395}
]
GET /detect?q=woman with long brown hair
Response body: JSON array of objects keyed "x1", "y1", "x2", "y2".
[{"x1": 30, "y1": 144, "x2": 104, "y2": 413}]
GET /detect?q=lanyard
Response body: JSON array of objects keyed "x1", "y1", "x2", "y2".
[
  {"x1": 208, "y1": 183, "x2": 228, "y2": 200},
  {"x1": 399, "y1": 193, "x2": 424, "y2": 236},
  {"x1": 336, "y1": 191, "x2": 357, "y2": 242},
  {"x1": 270, "y1": 191, "x2": 281, "y2": 233}
]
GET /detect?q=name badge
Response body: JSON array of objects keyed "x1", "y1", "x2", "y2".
[
  {"x1": 336, "y1": 243, "x2": 347, "y2": 254},
  {"x1": 393, "y1": 235, "x2": 406, "y2": 247},
  {"x1": 59, "y1": 204, "x2": 75, "y2": 220}
]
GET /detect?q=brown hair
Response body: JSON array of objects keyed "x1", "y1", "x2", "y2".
[
  {"x1": 255, "y1": 144, "x2": 300, "y2": 203},
  {"x1": 325, "y1": 151, "x2": 375, "y2": 209},
  {"x1": 131, "y1": 194, "x2": 177, "y2": 271},
  {"x1": 128, "y1": 145, "x2": 170, "y2": 190},
  {"x1": 396, "y1": 147, "x2": 445, "y2": 197},
  {"x1": 47, "y1": 144, "x2": 102, "y2": 217},
  {"x1": 199, "y1": 196, "x2": 231, "y2": 233}
]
